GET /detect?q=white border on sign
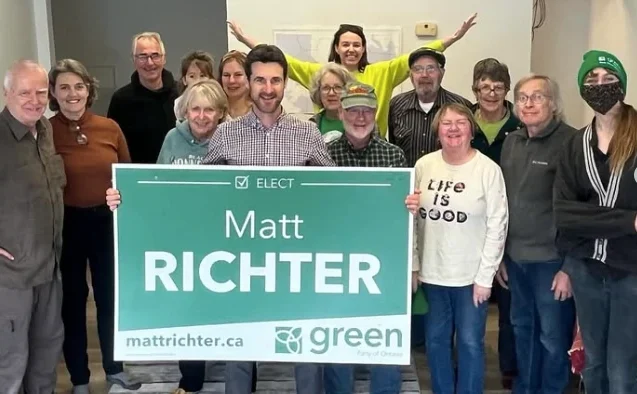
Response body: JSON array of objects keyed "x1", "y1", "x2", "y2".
[{"x1": 111, "y1": 164, "x2": 415, "y2": 362}]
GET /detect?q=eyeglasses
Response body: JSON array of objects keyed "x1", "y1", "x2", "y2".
[
  {"x1": 320, "y1": 85, "x2": 344, "y2": 94},
  {"x1": 134, "y1": 52, "x2": 163, "y2": 63},
  {"x1": 516, "y1": 93, "x2": 549, "y2": 105},
  {"x1": 477, "y1": 85, "x2": 507, "y2": 95},
  {"x1": 411, "y1": 65, "x2": 440, "y2": 74},
  {"x1": 69, "y1": 122, "x2": 88, "y2": 145}
]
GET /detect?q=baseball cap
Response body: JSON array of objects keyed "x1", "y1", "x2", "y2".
[
  {"x1": 340, "y1": 82, "x2": 377, "y2": 109},
  {"x1": 408, "y1": 47, "x2": 446, "y2": 68}
]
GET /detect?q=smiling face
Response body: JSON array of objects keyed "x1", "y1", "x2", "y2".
[
  {"x1": 248, "y1": 61, "x2": 285, "y2": 115},
  {"x1": 319, "y1": 71, "x2": 345, "y2": 112},
  {"x1": 437, "y1": 108, "x2": 473, "y2": 151},
  {"x1": 186, "y1": 95, "x2": 222, "y2": 139},
  {"x1": 52, "y1": 72, "x2": 89, "y2": 118},
  {"x1": 341, "y1": 105, "x2": 376, "y2": 140},
  {"x1": 515, "y1": 78, "x2": 553, "y2": 128},
  {"x1": 410, "y1": 56, "x2": 444, "y2": 100},
  {"x1": 182, "y1": 62, "x2": 211, "y2": 89},
  {"x1": 4, "y1": 65, "x2": 49, "y2": 127},
  {"x1": 133, "y1": 37, "x2": 165, "y2": 86},
  {"x1": 221, "y1": 59, "x2": 249, "y2": 99},
  {"x1": 475, "y1": 77, "x2": 507, "y2": 114},
  {"x1": 335, "y1": 31, "x2": 364, "y2": 69}
]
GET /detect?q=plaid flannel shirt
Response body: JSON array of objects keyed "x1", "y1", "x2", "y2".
[
  {"x1": 202, "y1": 110, "x2": 335, "y2": 166},
  {"x1": 327, "y1": 133, "x2": 407, "y2": 168}
]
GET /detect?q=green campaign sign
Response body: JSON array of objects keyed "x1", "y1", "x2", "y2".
[{"x1": 112, "y1": 164, "x2": 414, "y2": 365}]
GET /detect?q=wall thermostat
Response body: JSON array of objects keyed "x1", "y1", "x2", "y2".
[{"x1": 415, "y1": 22, "x2": 438, "y2": 37}]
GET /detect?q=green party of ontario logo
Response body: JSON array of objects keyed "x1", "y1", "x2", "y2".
[
  {"x1": 274, "y1": 325, "x2": 404, "y2": 355},
  {"x1": 275, "y1": 327, "x2": 303, "y2": 354}
]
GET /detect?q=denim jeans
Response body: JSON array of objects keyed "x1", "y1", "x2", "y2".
[
  {"x1": 564, "y1": 257, "x2": 637, "y2": 394},
  {"x1": 505, "y1": 258, "x2": 576, "y2": 394},
  {"x1": 324, "y1": 364, "x2": 401, "y2": 394},
  {"x1": 422, "y1": 283, "x2": 488, "y2": 394}
]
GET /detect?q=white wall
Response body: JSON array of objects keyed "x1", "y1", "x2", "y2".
[
  {"x1": 587, "y1": 0, "x2": 637, "y2": 124},
  {"x1": 530, "y1": 0, "x2": 590, "y2": 127},
  {"x1": 227, "y1": 0, "x2": 534, "y2": 107},
  {"x1": 32, "y1": 0, "x2": 55, "y2": 72},
  {"x1": 0, "y1": 0, "x2": 38, "y2": 107},
  {"x1": 531, "y1": 0, "x2": 637, "y2": 128}
]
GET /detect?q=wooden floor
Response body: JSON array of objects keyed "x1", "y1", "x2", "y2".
[
  {"x1": 54, "y1": 293, "x2": 579, "y2": 393},
  {"x1": 107, "y1": 362, "x2": 420, "y2": 394}
]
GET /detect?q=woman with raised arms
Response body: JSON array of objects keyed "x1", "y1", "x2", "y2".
[{"x1": 226, "y1": 13, "x2": 477, "y2": 137}]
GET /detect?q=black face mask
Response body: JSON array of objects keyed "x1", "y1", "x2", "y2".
[{"x1": 580, "y1": 82, "x2": 625, "y2": 115}]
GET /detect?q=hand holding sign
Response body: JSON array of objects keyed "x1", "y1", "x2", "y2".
[
  {"x1": 405, "y1": 189, "x2": 421, "y2": 214},
  {"x1": 106, "y1": 188, "x2": 121, "y2": 211}
]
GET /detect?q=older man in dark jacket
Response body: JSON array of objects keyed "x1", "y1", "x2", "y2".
[{"x1": 0, "y1": 59, "x2": 66, "y2": 394}]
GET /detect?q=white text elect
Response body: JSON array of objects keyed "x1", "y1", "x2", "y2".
[{"x1": 235, "y1": 176, "x2": 294, "y2": 190}]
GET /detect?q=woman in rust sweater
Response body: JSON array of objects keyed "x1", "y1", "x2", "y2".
[{"x1": 48, "y1": 59, "x2": 139, "y2": 393}]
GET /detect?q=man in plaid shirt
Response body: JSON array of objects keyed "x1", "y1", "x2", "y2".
[
  {"x1": 202, "y1": 44, "x2": 329, "y2": 394},
  {"x1": 202, "y1": 45, "x2": 334, "y2": 168},
  {"x1": 324, "y1": 82, "x2": 407, "y2": 394},
  {"x1": 327, "y1": 83, "x2": 407, "y2": 168}
]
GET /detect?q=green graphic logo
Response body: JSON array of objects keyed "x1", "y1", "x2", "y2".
[
  {"x1": 274, "y1": 326, "x2": 404, "y2": 355},
  {"x1": 275, "y1": 327, "x2": 303, "y2": 354}
]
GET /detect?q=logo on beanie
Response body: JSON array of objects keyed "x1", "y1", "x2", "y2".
[{"x1": 599, "y1": 55, "x2": 620, "y2": 69}]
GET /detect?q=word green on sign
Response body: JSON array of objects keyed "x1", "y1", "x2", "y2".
[
  {"x1": 113, "y1": 165, "x2": 414, "y2": 364},
  {"x1": 275, "y1": 326, "x2": 403, "y2": 355}
]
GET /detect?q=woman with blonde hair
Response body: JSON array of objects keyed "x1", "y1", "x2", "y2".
[
  {"x1": 159, "y1": 79, "x2": 228, "y2": 165},
  {"x1": 412, "y1": 103, "x2": 508, "y2": 394},
  {"x1": 308, "y1": 62, "x2": 354, "y2": 141},
  {"x1": 554, "y1": 50, "x2": 637, "y2": 394},
  {"x1": 217, "y1": 50, "x2": 251, "y2": 118}
]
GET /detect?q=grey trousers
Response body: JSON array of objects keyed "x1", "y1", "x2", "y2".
[
  {"x1": 0, "y1": 279, "x2": 64, "y2": 394},
  {"x1": 225, "y1": 361, "x2": 323, "y2": 394}
]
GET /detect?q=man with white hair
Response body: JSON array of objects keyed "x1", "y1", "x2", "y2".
[
  {"x1": 324, "y1": 82, "x2": 408, "y2": 394},
  {"x1": 107, "y1": 31, "x2": 179, "y2": 164},
  {"x1": 0, "y1": 59, "x2": 66, "y2": 394}
]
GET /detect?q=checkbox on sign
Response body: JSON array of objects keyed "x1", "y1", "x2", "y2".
[{"x1": 235, "y1": 176, "x2": 249, "y2": 189}]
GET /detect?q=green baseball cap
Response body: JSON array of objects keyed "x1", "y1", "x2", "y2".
[
  {"x1": 577, "y1": 50, "x2": 627, "y2": 91},
  {"x1": 340, "y1": 82, "x2": 377, "y2": 109}
]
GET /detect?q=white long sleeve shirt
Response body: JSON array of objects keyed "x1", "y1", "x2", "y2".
[{"x1": 412, "y1": 150, "x2": 509, "y2": 288}]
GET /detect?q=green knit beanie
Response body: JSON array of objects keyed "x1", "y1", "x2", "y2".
[{"x1": 578, "y1": 50, "x2": 627, "y2": 92}]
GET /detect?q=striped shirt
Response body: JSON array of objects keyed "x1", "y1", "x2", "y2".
[
  {"x1": 327, "y1": 134, "x2": 407, "y2": 168},
  {"x1": 554, "y1": 121, "x2": 637, "y2": 275},
  {"x1": 202, "y1": 109, "x2": 335, "y2": 166},
  {"x1": 388, "y1": 88, "x2": 472, "y2": 166}
]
